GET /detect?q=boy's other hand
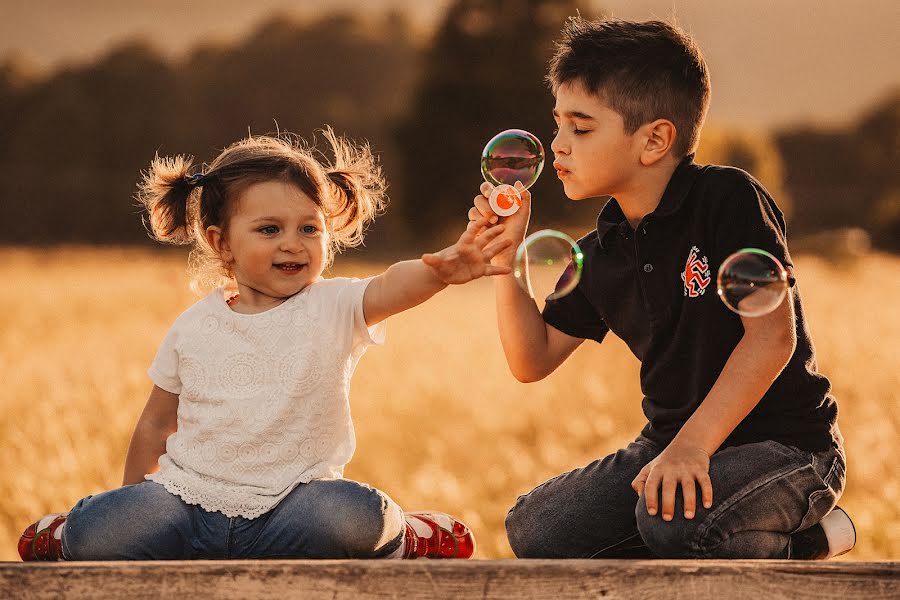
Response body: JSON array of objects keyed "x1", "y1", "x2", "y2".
[
  {"x1": 422, "y1": 216, "x2": 512, "y2": 284},
  {"x1": 631, "y1": 442, "x2": 713, "y2": 521},
  {"x1": 467, "y1": 181, "x2": 531, "y2": 269}
]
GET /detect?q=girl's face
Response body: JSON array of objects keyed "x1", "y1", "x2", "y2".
[{"x1": 208, "y1": 180, "x2": 328, "y2": 312}]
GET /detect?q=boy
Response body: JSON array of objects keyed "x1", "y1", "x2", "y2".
[{"x1": 469, "y1": 17, "x2": 854, "y2": 559}]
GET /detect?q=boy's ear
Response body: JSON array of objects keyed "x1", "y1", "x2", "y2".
[
  {"x1": 205, "y1": 225, "x2": 233, "y2": 263},
  {"x1": 639, "y1": 119, "x2": 676, "y2": 166}
]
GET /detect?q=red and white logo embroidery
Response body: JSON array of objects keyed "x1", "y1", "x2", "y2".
[{"x1": 682, "y1": 246, "x2": 711, "y2": 297}]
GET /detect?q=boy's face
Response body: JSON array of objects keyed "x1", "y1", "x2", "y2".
[{"x1": 551, "y1": 81, "x2": 643, "y2": 200}]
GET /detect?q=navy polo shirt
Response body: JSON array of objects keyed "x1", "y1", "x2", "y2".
[{"x1": 543, "y1": 156, "x2": 838, "y2": 452}]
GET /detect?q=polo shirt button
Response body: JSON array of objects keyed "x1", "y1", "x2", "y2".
[{"x1": 643, "y1": 263, "x2": 653, "y2": 273}]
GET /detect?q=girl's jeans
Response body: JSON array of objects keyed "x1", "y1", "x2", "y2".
[
  {"x1": 506, "y1": 435, "x2": 846, "y2": 559},
  {"x1": 60, "y1": 478, "x2": 405, "y2": 560}
]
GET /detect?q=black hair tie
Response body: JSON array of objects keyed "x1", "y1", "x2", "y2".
[{"x1": 186, "y1": 173, "x2": 206, "y2": 187}]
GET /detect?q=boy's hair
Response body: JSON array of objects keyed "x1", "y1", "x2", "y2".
[
  {"x1": 548, "y1": 16, "x2": 710, "y2": 158},
  {"x1": 136, "y1": 128, "x2": 386, "y2": 291}
]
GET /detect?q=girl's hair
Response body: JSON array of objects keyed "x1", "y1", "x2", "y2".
[{"x1": 136, "y1": 128, "x2": 387, "y2": 291}]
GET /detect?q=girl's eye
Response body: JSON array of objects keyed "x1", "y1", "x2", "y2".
[
  {"x1": 259, "y1": 225, "x2": 279, "y2": 235},
  {"x1": 552, "y1": 127, "x2": 559, "y2": 136},
  {"x1": 573, "y1": 127, "x2": 589, "y2": 135},
  {"x1": 302, "y1": 225, "x2": 319, "y2": 234}
]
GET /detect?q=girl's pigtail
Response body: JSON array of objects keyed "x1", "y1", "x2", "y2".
[
  {"x1": 136, "y1": 154, "x2": 203, "y2": 245},
  {"x1": 322, "y1": 127, "x2": 387, "y2": 250}
]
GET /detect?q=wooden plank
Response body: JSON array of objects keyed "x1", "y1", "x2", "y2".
[{"x1": 1, "y1": 560, "x2": 897, "y2": 600}]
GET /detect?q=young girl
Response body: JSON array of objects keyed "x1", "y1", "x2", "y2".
[{"x1": 19, "y1": 128, "x2": 509, "y2": 561}]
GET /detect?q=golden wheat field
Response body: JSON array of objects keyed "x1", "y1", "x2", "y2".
[{"x1": 1, "y1": 247, "x2": 898, "y2": 561}]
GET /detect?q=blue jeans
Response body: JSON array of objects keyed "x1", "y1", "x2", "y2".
[
  {"x1": 506, "y1": 435, "x2": 846, "y2": 559},
  {"x1": 61, "y1": 479, "x2": 405, "y2": 560}
]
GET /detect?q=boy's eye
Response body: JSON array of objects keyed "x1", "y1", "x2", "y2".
[
  {"x1": 259, "y1": 225, "x2": 279, "y2": 235},
  {"x1": 302, "y1": 225, "x2": 319, "y2": 234},
  {"x1": 552, "y1": 127, "x2": 559, "y2": 136},
  {"x1": 573, "y1": 127, "x2": 589, "y2": 135}
]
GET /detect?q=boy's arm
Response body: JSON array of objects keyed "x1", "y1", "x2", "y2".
[
  {"x1": 632, "y1": 290, "x2": 796, "y2": 520},
  {"x1": 363, "y1": 216, "x2": 510, "y2": 326},
  {"x1": 493, "y1": 271, "x2": 584, "y2": 382},
  {"x1": 122, "y1": 385, "x2": 179, "y2": 486},
  {"x1": 468, "y1": 181, "x2": 585, "y2": 381}
]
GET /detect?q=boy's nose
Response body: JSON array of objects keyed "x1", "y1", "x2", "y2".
[{"x1": 550, "y1": 131, "x2": 568, "y2": 156}]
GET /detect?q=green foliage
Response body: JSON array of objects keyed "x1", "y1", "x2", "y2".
[
  {"x1": 395, "y1": 0, "x2": 590, "y2": 244},
  {"x1": 0, "y1": 13, "x2": 420, "y2": 246},
  {"x1": 696, "y1": 127, "x2": 791, "y2": 221},
  {"x1": 775, "y1": 89, "x2": 900, "y2": 250}
]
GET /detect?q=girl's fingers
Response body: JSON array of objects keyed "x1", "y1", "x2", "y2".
[
  {"x1": 480, "y1": 181, "x2": 494, "y2": 197},
  {"x1": 482, "y1": 239, "x2": 512, "y2": 260},
  {"x1": 474, "y1": 223, "x2": 506, "y2": 247},
  {"x1": 485, "y1": 265, "x2": 512, "y2": 276}
]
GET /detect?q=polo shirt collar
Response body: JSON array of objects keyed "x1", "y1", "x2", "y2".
[{"x1": 596, "y1": 154, "x2": 699, "y2": 248}]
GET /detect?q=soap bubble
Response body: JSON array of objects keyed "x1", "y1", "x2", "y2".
[
  {"x1": 514, "y1": 229, "x2": 583, "y2": 307},
  {"x1": 481, "y1": 129, "x2": 545, "y2": 190},
  {"x1": 717, "y1": 248, "x2": 788, "y2": 317}
]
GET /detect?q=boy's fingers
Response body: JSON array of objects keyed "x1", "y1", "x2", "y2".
[
  {"x1": 700, "y1": 473, "x2": 714, "y2": 509},
  {"x1": 473, "y1": 195, "x2": 497, "y2": 223},
  {"x1": 682, "y1": 479, "x2": 697, "y2": 519},
  {"x1": 644, "y1": 473, "x2": 660, "y2": 515},
  {"x1": 661, "y1": 478, "x2": 677, "y2": 521},
  {"x1": 480, "y1": 181, "x2": 494, "y2": 197}
]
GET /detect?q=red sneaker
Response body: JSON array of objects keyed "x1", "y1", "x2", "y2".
[
  {"x1": 402, "y1": 511, "x2": 475, "y2": 559},
  {"x1": 18, "y1": 513, "x2": 67, "y2": 561}
]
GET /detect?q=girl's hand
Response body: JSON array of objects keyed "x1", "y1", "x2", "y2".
[
  {"x1": 422, "y1": 216, "x2": 512, "y2": 284},
  {"x1": 631, "y1": 442, "x2": 713, "y2": 521},
  {"x1": 467, "y1": 181, "x2": 531, "y2": 269}
]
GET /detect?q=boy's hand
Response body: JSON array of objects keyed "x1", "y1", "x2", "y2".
[
  {"x1": 631, "y1": 442, "x2": 713, "y2": 521},
  {"x1": 467, "y1": 181, "x2": 531, "y2": 269},
  {"x1": 421, "y1": 216, "x2": 512, "y2": 284}
]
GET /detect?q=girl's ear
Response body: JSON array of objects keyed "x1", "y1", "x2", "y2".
[
  {"x1": 205, "y1": 225, "x2": 233, "y2": 263},
  {"x1": 639, "y1": 119, "x2": 676, "y2": 166}
]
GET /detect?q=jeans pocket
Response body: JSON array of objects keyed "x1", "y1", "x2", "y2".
[{"x1": 792, "y1": 456, "x2": 842, "y2": 533}]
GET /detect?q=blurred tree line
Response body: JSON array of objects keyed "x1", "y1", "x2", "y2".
[{"x1": 0, "y1": 0, "x2": 896, "y2": 253}]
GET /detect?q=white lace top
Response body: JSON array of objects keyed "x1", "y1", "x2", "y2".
[{"x1": 146, "y1": 276, "x2": 384, "y2": 519}]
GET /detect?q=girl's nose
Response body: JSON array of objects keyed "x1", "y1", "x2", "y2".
[{"x1": 279, "y1": 233, "x2": 304, "y2": 253}]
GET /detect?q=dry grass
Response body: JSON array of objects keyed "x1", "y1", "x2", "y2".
[{"x1": 1, "y1": 247, "x2": 897, "y2": 561}]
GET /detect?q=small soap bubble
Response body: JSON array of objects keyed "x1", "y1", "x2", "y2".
[
  {"x1": 514, "y1": 230, "x2": 584, "y2": 307},
  {"x1": 717, "y1": 248, "x2": 788, "y2": 317},
  {"x1": 481, "y1": 129, "x2": 545, "y2": 190}
]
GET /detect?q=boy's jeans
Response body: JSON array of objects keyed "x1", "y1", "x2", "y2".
[
  {"x1": 506, "y1": 435, "x2": 846, "y2": 559},
  {"x1": 60, "y1": 478, "x2": 405, "y2": 560}
]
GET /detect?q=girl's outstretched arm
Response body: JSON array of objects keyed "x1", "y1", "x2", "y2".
[{"x1": 363, "y1": 216, "x2": 511, "y2": 326}]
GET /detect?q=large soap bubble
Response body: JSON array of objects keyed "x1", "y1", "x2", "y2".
[
  {"x1": 481, "y1": 129, "x2": 544, "y2": 217},
  {"x1": 717, "y1": 248, "x2": 788, "y2": 317},
  {"x1": 514, "y1": 229, "x2": 583, "y2": 308}
]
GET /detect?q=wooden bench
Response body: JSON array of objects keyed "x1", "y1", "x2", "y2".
[{"x1": 2, "y1": 559, "x2": 897, "y2": 599}]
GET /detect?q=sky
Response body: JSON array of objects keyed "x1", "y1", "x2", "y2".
[{"x1": 2, "y1": 0, "x2": 898, "y2": 129}]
